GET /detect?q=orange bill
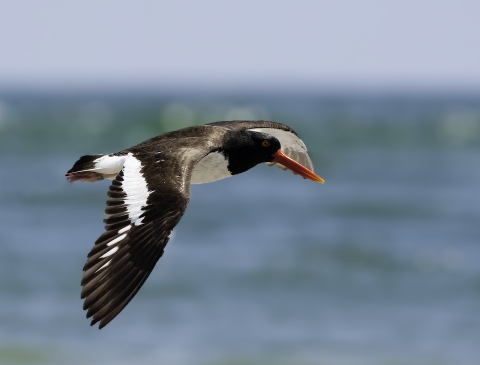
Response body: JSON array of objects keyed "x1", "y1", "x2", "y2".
[{"x1": 272, "y1": 150, "x2": 324, "y2": 183}]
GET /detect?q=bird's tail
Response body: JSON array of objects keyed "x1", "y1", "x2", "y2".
[{"x1": 66, "y1": 154, "x2": 106, "y2": 182}]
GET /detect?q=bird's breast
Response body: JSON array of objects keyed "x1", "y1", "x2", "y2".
[{"x1": 191, "y1": 151, "x2": 232, "y2": 184}]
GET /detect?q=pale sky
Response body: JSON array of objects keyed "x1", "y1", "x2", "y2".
[{"x1": 1, "y1": 0, "x2": 479, "y2": 91}]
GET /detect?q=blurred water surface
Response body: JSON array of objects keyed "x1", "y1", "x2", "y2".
[{"x1": 0, "y1": 92, "x2": 479, "y2": 365}]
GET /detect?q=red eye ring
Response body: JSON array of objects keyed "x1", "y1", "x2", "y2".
[{"x1": 261, "y1": 140, "x2": 270, "y2": 147}]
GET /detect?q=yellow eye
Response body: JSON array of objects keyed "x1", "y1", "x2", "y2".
[{"x1": 261, "y1": 140, "x2": 271, "y2": 147}]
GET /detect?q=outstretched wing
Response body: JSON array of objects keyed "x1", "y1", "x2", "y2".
[
  {"x1": 80, "y1": 152, "x2": 192, "y2": 329},
  {"x1": 207, "y1": 120, "x2": 314, "y2": 172}
]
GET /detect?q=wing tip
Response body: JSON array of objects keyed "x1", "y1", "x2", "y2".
[{"x1": 88, "y1": 314, "x2": 109, "y2": 329}]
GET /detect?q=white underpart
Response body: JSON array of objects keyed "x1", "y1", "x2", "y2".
[
  {"x1": 93, "y1": 155, "x2": 127, "y2": 173},
  {"x1": 191, "y1": 151, "x2": 232, "y2": 184},
  {"x1": 107, "y1": 233, "x2": 127, "y2": 246},
  {"x1": 249, "y1": 128, "x2": 315, "y2": 172},
  {"x1": 121, "y1": 153, "x2": 153, "y2": 225},
  {"x1": 100, "y1": 246, "x2": 118, "y2": 258},
  {"x1": 72, "y1": 155, "x2": 127, "y2": 180}
]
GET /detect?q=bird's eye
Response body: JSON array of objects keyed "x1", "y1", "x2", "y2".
[{"x1": 261, "y1": 140, "x2": 271, "y2": 147}]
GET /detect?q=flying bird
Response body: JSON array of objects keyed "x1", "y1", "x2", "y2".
[{"x1": 66, "y1": 120, "x2": 324, "y2": 328}]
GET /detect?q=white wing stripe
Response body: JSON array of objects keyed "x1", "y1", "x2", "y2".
[
  {"x1": 107, "y1": 233, "x2": 127, "y2": 247},
  {"x1": 118, "y1": 225, "x2": 131, "y2": 234},
  {"x1": 95, "y1": 260, "x2": 111, "y2": 273},
  {"x1": 122, "y1": 153, "x2": 154, "y2": 226},
  {"x1": 100, "y1": 246, "x2": 118, "y2": 259}
]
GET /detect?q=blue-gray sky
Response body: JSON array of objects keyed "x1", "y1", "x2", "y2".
[{"x1": 1, "y1": 0, "x2": 479, "y2": 91}]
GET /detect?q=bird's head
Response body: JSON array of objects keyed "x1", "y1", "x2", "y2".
[{"x1": 222, "y1": 130, "x2": 323, "y2": 183}]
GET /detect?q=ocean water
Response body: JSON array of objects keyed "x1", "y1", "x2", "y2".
[{"x1": 0, "y1": 92, "x2": 479, "y2": 365}]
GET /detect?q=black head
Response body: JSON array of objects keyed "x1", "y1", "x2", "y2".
[{"x1": 221, "y1": 130, "x2": 281, "y2": 175}]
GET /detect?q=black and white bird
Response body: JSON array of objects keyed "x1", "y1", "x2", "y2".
[{"x1": 66, "y1": 120, "x2": 323, "y2": 329}]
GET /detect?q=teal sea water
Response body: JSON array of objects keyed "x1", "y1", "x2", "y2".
[{"x1": 0, "y1": 91, "x2": 479, "y2": 365}]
